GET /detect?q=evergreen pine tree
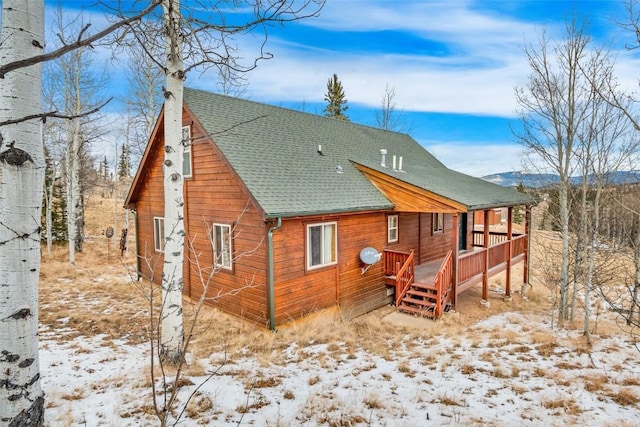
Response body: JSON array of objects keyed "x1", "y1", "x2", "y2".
[
  {"x1": 118, "y1": 143, "x2": 131, "y2": 179},
  {"x1": 42, "y1": 145, "x2": 53, "y2": 241},
  {"x1": 102, "y1": 155, "x2": 109, "y2": 180},
  {"x1": 51, "y1": 178, "x2": 68, "y2": 243},
  {"x1": 323, "y1": 73, "x2": 349, "y2": 121}
]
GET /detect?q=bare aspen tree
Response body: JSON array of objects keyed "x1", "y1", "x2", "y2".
[
  {"x1": 123, "y1": 44, "x2": 164, "y2": 166},
  {"x1": 158, "y1": 0, "x2": 187, "y2": 364},
  {"x1": 578, "y1": 59, "x2": 634, "y2": 342},
  {"x1": 0, "y1": 2, "x2": 164, "y2": 422},
  {"x1": 47, "y1": 10, "x2": 109, "y2": 264},
  {"x1": 0, "y1": 2, "x2": 46, "y2": 425},
  {"x1": 515, "y1": 20, "x2": 600, "y2": 326},
  {"x1": 375, "y1": 83, "x2": 408, "y2": 133}
]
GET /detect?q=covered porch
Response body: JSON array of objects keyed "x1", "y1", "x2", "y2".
[{"x1": 383, "y1": 206, "x2": 532, "y2": 319}]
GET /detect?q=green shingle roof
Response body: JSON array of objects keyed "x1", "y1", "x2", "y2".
[{"x1": 184, "y1": 87, "x2": 534, "y2": 218}]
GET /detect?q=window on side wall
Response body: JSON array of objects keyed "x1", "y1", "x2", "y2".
[
  {"x1": 182, "y1": 125, "x2": 192, "y2": 178},
  {"x1": 387, "y1": 215, "x2": 398, "y2": 243},
  {"x1": 307, "y1": 222, "x2": 337, "y2": 270},
  {"x1": 213, "y1": 223, "x2": 232, "y2": 270},
  {"x1": 432, "y1": 213, "x2": 444, "y2": 234},
  {"x1": 153, "y1": 217, "x2": 165, "y2": 252}
]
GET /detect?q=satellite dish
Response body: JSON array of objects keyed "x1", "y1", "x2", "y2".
[{"x1": 360, "y1": 247, "x2": 381, "y2": 265}]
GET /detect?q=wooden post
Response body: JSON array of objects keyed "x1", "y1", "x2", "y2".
[
  {"x1": 482, "y1": 209, "x2": 489, "y2": 301},
  {"x1": 505, "y1": 207, "x2": 513, "y2": 298},
  {"x1": 524, "y1": 206, "x2": 531, "y2": 286},
  {"x1": 452, "y1": 213, "x2": 459, "y2": 309}
]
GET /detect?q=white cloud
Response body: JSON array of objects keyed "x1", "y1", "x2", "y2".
[
  {"x1": 224, "y1": 1, "x2": 640, "y2": 118},
  {"x1": 425, "y1": 140, "x2": 525, "y2": 177}
]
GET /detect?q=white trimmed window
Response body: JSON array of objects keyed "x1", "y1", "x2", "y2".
[
  {"x1": 213, "y1": 223, "x2": 232, "y2": 270},
  {"x1": 307, "y1": 222, "x2": 337, "y2": 269},
  {"x1": 432, "y1": 213, "x2": 444, "y2": 234},
  {"x1": 182, "y1": 125, "x2": 192, "y2": 177},
  {"x1": 387, "y1": 215, "x2": 398, "y2": 243},
  {"x1": 153, "y1": 217, "x2": 164, "y2": 252}
]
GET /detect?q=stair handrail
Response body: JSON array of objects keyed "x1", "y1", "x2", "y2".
[
  {"x1": 394, "y1": 250, "x2": 415, "y2": 307},
  {"x1": 433, "y1": 250, "x2": 452, "y2": 318}
]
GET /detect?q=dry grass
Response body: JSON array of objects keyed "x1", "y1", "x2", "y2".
[
  {"x1": 583, "y1": 373, "x2": 609, "y2": 393},
  {"x1": 541, "y1": 397, "x2": 582, "y2": 415},
  {"x1": 363, "y1": 391, "x2": 383, "y2": 409},
  {"x1": 609, "y1": 388, "x2": 640, "y2": 406}
]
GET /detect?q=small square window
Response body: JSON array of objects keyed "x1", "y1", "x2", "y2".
[
  {"x1": 307, "y1": 222, "x2": 337, "y2": 270},
  {"x1": 387, "y1": 215, "x2": 398, "y2": 243},
  {"x1": 432, "y1": 213, "x2": 444, "y2": 234},
  {"x1": 153, "y1": 217, "x2": 164, "y2": 252},
  {"x1": 182, "y1": 125, "x2": 192, "y2": 177}
]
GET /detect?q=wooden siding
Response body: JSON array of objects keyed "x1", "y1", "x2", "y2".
[
  {"x1": 271, "y1": 212, "x2": 391, "y2": 323},
  {"x1": 336, "y1": 213, "x2": 390, "y2": 318},
  {"x1": 384, "y1": 213, "x2": 468, "y2": 266},
  {"x1": 134, "y1": 107, "x2": 270, "y2": 325},
  {"x1": 184, "y1": 113, "x2": 269, "y2": 325}
]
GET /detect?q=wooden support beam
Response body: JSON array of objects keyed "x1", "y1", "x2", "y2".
[
  {"x1": 524, "y1": 206, "x2": 532, "y2": 285},
  {"x1": 482, "y1": 209, "x2": 489, "y2": 301},
  {"x1": 452, "y1": 213, "x2": 459, "y2": 309},
  {"x1": 504, "y1": 207, "x2": 512, "y2": 298}
]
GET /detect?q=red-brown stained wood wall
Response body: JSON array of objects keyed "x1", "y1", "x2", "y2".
[
  {"x1": 134, "y1": 108, "x2": 269, "y2": 326},
  {"x1": 384, "y1": 213, "x2": 465, "y2": 265},
  {"x1": 269, "y1": 211, "x2": 391, "y2": 323}
]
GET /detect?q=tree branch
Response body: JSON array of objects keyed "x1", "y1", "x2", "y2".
[
  {"x1": 0, "y1": 98, "x2": 112, "y2": 127},
  {"x1": 0, "y1": 1, "x2": 162, "y2": 78}
]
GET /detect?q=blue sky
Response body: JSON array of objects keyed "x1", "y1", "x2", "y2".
[{"x1": 46, "y1": 0, "x2": 640, "y2": 176}]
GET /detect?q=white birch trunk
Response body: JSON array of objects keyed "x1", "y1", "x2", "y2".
[
  {"x1": 65, "y1": 128, "x2": 76, "y2": 264},
  {"x1": 160, "y1": 0, "x2": 185, "y2": 364},
  {"x1": 558, "y1": 182, "x2": 570, "y2": 326},
  {"x1": 584, "y1": 187, "x2": 601, "y2": 344},
  {"x1": 65, "y1": 49, "x2": 84, "y2": 263},
  {"x1": 0, "y1": 1, "x2": 45, "y2": 425},
  {"x1": 45, "y1": 160, "x2": 53, "y2": 256}
]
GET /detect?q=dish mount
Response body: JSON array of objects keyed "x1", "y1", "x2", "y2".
[{"x1": 359, "y1": 247, "x2": 382, "y2": 274}]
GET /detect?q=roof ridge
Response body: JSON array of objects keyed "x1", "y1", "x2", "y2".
[{"x1": 184, "y1": 86, "x2": 410, "y2": 137}]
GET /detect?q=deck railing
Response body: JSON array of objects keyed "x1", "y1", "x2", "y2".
[
  {"x1": 473, "y1": 230, "x2": 524, "y2": 247},
  {"x1": 393, "y1": 251, "x2": 415, "y2": 307},
  {"x1": 433, "y1": 250, "x2": 453, "y2": 318},
  {"x1": 459, "y1": 234, "x2": 528, "y2": 290},
  {"x1": 383, "y1": 249, "x2": 412, "y2": 277}
]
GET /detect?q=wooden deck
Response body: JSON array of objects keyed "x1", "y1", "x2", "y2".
[
  {"x1": 385, "y1": 232, "x2": 527, "y2": 319},
  {"x1": 413, "y1": 259, "x2": 444, "y2": 285}
]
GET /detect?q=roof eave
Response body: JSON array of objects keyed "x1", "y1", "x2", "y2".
[{"x1": 264, "y1": 204, "x2": 395, "y2": 220}]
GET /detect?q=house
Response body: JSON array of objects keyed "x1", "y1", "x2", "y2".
[{"x1": 125, "y1": 87, "x2": 536, "y2": 329}]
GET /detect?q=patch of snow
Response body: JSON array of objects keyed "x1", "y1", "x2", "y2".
[{"x1": 40, "y1": 312, "x2": 640, "y2": 426}]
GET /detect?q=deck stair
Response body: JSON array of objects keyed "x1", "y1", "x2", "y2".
[
  {"x1": 384, "y1": 249, "x2": 453, "y2": 319},
  {"x1": 398, "y1": 280, "x2": 440, "y2": 318}
]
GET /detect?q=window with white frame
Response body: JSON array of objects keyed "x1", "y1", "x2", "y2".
[
  {"x1": 153, "y1": 217, "x2": 165, "y2": 252},
  {"x1": 387, "y1": 215, "x2": 398, "y2": 243},
  {"x1": 213, "y1": 223, "x2": 232, "y2": 270},
  {"x1": 432, "y1": 213, "x2": 444, "y2": 234},
  {"x1": 307, "y1": 222, "x2": 337, "y2": 269},
  {"x1": 182, "y1": 125, "x2": 192, "y2": 177}
]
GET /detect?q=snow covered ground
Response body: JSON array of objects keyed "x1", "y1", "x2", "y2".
[{"x1": 40, "y1": 310, "x2": 640, "y2": 426}]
